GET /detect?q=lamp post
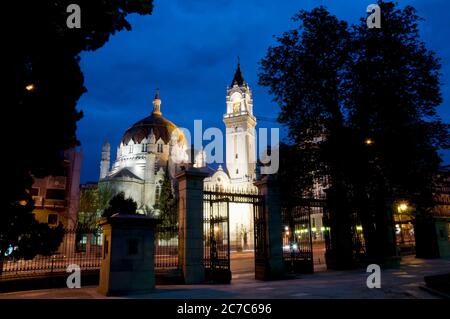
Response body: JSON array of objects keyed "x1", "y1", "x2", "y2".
[{"x1": 397, "y1": 202, "x2": 408, "y2": 244}]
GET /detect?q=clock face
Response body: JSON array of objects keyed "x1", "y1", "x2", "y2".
[{"x1": 233, "y1": 102, "x2": 240, "y2": 113}]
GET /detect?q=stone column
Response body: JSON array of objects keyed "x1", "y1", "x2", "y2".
[
  {"x1": 98, "y1": 214, "x2": 158, "y2": 296},
  {"x1": 255, "y1": 175, "x2": 284, "y2": 279},
  {"x1": 176, "y1": 167, "x2": 209, "y2": 284}
]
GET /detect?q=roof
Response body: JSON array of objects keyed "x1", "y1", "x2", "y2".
[
  {"x1": 109, "y1": 168, "x2": 142, "y2": 180},
  {"x1": 121, "y1": 113, "x2": 183, "y2": 145}
]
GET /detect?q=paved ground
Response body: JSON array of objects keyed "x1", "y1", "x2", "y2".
[{"x1": 0, "y1": 255, "x2": 448, "y2": 299}]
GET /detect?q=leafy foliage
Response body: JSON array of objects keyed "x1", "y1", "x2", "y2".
[
  {"x1": 103, "y1": 192, "x2": 138, "y2": 217},
  {"x1": 1, "y1": 1, "x2": 154, "y2": 259},
  {"x1": 259, "y1": 1, "x2": 449, "y2": 264},
  {"x1": 157, "y1": 168, "x2": 178, "y2": 228}
]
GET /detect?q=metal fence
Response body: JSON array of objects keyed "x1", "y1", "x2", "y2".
[
  {"x1": 0, "y1": 227, "x2": 102, "y2": 280},
  {"x1": 154, "y1": 224, "x2": 179, "y2": 270},
  {"x1": 1, "y1": 223, "x2": 180, "y2": 281}
]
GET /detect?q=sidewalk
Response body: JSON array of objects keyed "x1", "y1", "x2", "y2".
[{"x1": 0, "y1": 256, "x2": 448, "y2": 299}]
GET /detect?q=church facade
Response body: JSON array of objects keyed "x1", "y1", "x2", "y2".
[{"x1": 99, "y1": 62, "x2": 258, "y2": 241}]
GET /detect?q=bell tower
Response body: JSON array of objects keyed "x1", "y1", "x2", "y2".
[{"x1": 224, "y1": 60, "x2": 257, "y2": 183}]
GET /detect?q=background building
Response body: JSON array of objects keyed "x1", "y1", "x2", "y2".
[
  {"x1": 98, "y1": 90, "x2": 204, "y2": 213},
  {"x1": 31, "y1": 148, "x2": 82, "y2": 229}
]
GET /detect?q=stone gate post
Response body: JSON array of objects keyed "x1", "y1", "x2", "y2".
[
  {"x1": 255, "y1": 174, "x2": 284, "y2": 279},
  {"x1": 176, "y1": 167, "x2": 209, "y2": 284}
]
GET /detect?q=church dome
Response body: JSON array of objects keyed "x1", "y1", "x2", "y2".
[{"x1": 121, "y1": 90, "x2": 185, "y2": 145}]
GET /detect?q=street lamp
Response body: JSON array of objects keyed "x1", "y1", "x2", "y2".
[
  {"x1": 25, "y1": 83, "x2": 36, "y2": 91},
  {"x1": 397, "y1": 202, "x2": 408, "y2": 213},
  {"x1": 364, "y1": 138, "x2": 374, "y2": 145},
  {"x1": 396, "y1": 202, "x2": 408, "y2": 244}
]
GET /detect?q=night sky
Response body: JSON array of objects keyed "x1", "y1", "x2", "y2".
[{"x1": 77, "y1": 0, "x2": 450, "y2": 183}]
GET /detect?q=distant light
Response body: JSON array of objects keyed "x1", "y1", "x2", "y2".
[
  {"x1": 356, "y1": 225, "x2": 363, "y2": 231},
  {"x1": 18, "y1": 200, "x2": 27, "y2": 206},
  {"x1": 25, "y1": 84, "x2": 35, "y2": 91},
  {"x1": 284, "y1": 226, "x2": 289, "y2": 231},
  {"x1": 398, "y1": 202, "x2": 408, "y2": 213},
  {"x1": 365, "y1": 138, "x2": 374, "y2": 145},
  {"x1": 214, "y1": 226, "x2": 219, "y2": 233}
]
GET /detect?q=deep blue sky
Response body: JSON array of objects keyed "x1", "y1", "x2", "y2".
[{"x1": 77, "y1": 0, "x2": 450, "y2": 183}]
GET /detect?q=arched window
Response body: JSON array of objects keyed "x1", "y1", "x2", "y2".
[
  {"x1": 155, "y1": 185, "x2": 161, "y2": 203},
  {"x1": 157, "y1": 143, "x2": 163, "y2": 153},
  {"x1": 142, "y1": 143, "x2": 148, "y2": 152},
  {"x1": 129, "y1": 145, "x2": 133, "y2": 154}
]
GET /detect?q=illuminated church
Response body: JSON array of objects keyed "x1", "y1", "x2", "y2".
[{"x1": 99, "y1": 62, "x2": 258, "y2": 239}]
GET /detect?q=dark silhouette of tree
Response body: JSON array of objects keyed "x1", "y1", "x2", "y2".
[
  {"x1": 103, "y1": 192, "x2": 138, "y2": 217},
  {"x1": 1, "y1": 1, "x2": 154, "y2": 262},
  {"x1": 344, "y1": 1, "x2": 449, "y2": 260},
  {"x1": 13, "y1": 222, "x2": 65, "y2": 260},
  {"x1": 259, "y1": 6, "x2": 355, "y2": 268},
  {"x1": 259, "y1": 1, "x2": 448, "y2": 266}
]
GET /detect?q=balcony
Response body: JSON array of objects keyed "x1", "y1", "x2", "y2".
[{"x1": 43, "y1": 199, "x2": 67, "y2": 208}]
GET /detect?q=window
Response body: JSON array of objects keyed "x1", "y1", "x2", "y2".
[
  {"x1": 31, "y1": 187, "x2": 39, "y2": 196},
  {"x1": 76, "y1": 234, "x2": 87, "y2": 252},
  {"x1": 47, "y1": 213, "x2": 58, "y2": 225},
  {"x1": 235, "y1": 154, "x2": 238, "y2": 159},
  {"x1": 129, "y1": 145, "x2": 133, "y2": 154},
  {"x1": 142, "y1": 143, "x2": 148, "y2": 152},
  {"x1": 45, "y1": 189, "x2": 65, "y2": 200},
  {"x1": 157, "y1": 143, "x2": 163, "y2": 153},
  {"x1": 236, "y1": 169, "x2": 239, "y2": 174}
]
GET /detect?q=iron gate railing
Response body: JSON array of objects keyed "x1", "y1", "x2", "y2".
[
  {"x1": 282, "y1": 205, "x2": 314, "y2": 273},
  {"x1": 203, "y1": 187, "x2": 265, "y2": 282},
  {"x1": 1, "y1": 223, "x2": 180, "y2": 282}
]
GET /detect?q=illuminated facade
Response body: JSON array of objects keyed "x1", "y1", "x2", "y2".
[
  {"x1": 204, "y1": 62, "x2": 258, "y2": 250},
  {"x1": 99, "y1": 90, "x2": 204, "y2": 213}
]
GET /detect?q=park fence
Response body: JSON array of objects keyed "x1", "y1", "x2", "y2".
[{"x1": 1, "y1": 224, "x2": 180, "y2": 281}]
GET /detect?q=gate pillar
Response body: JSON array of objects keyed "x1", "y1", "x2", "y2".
[
  {"x1": 255, "y1": 175, "x2": 284, "y2": 279},
  {"x1": 176, "y1": 167, "x2": 209, "y2": 284}
]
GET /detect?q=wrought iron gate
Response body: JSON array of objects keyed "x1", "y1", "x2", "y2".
[
  {"x1": 203, "y1": 194, "x2": 231, "y2": 283},
  {"x1": 203, "y1": 187, "x2": 265, "y2": 283},
  {"x1": 282, "y1": 202, "x2": 316, "y2": 273},
  {"x1": 253, "y1": 198, "x2": 268, "y2": 280}
]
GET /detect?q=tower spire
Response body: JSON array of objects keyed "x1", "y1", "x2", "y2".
[
  {"x1": 231, "y1": 58, "x2": 245, "y2": 87},
  {"x1": 152, "y1": 88, "x2": 162, "y2": 115}
]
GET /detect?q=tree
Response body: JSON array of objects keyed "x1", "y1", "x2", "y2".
[
  {"x1": 344, "y1": 1, "x2": 449, "y2": 260},
  {"x1": 103, "y1": 192, "x2": 138, "y2": 217},
  {"x1": 78, "y1": 188, "x2": 99, "y2": 228},
  {"x1": 78, "y1": 183, "x2": 114, "y2": 228},
  {"x1": 259, "y1": 1, "x2": 448, "y2": 266},
  {"x1": 1, "y1": 1, "x2": 154, "y2": 262},
  {"x1": 157, "y1": 168, "x2": 178, "y2": 229},
  {"x1": 259, "y1": 6, "x2": 356, "y2": 268}
]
